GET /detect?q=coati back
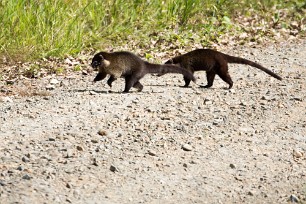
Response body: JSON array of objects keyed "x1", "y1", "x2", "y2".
[
  {"x1": 91, "y1": 51, "x2": 196, "y2": 93},
  {"x1": 165, "y1": 49, "x2": 282, "y2": 89}
]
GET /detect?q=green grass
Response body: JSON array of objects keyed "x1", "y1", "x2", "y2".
[{"x1": 0, "y1": 0, "x2": 305, "y2": 62}]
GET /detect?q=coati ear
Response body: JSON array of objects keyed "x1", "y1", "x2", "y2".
[
  {"x1": 99, "y1": 54, "x2": 104, "y2": 60},
  {"x1": 165, "y1": 59, "x2": 174, "y2": 64}
]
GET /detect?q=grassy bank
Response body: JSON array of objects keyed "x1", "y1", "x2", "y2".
[{"x1": 0, "y1": 0, "x2": 305, "y2": 62}]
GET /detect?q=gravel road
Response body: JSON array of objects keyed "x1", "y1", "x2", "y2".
[{"x1": 0, "y1": 40, "x2": 305, "y2": 204}]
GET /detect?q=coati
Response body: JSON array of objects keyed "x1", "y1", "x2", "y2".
[
  {"x1": 91, "y1": 51, "x2": 196, "y2": 93},
  {"x1": 164, "y1": 49, "x2": 282, "y2": 89}
]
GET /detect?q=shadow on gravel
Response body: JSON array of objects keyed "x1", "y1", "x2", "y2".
[{"x1": 69, "y1": 89, "x2": 149, "y2": 94}]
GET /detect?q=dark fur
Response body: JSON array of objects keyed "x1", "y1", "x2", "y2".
[
  {"x1": 91, "y1": 51, "x2": 196, "y2": 93},
  {"x1": 165, "y1": 49, "x2": 282, "y2": 88}
]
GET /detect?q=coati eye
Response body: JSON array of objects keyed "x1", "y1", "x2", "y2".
[{"x1": 91, "y1": 61, "x2": 101, "y2": 67}]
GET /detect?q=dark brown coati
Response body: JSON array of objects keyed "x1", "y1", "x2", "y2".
[
  {"x1": 91, "y1": 51, "x2": 196, "y2": 93},
  {"x1": 164, "y1": 49, "x2": 282, "y2": 89}
]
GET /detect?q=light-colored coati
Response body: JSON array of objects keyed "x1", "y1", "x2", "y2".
[
  {"x1": 91, "y1": 51, "x2": 196, "y2": 93},
  {"x1": 164, "y1": 49, "x2": 282, "y2": 89}
]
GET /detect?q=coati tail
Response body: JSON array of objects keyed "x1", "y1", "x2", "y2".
[
  {"x1": 146, "y1": 63, "x2": 196, "y2": 82},
  {"x1": 224, "y1": 55, "x2": 282, "y2": 80}
]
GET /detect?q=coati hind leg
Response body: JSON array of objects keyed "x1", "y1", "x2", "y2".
[
  {"x1": 123, "y1": 75, "x2": 142, "y2": 93},
  {"x1": 216, "y1": 64, "x2": 233, "y2": 89},
  {"x1": 183, "y1": 76, "x2": 191, "y2": 87},
  {"x1": 202, "y1": 70, "x2": 216, "y2": 88},
  {"x1": 133, "y1": 81, "x2": 143, "y2": 92}
]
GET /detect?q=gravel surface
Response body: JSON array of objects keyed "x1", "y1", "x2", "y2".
[{"x1": 0, "y1": 40, "x2": 305, "y2": 204}]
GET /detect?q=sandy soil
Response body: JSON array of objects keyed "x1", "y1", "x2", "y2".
[{"x1": 0, "y1": 40, "x2": 305, "y2": 204}]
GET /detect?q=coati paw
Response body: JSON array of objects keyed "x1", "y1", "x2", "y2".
[{"x1": 200, "y1": 85, "x2": 212, "y2": 88}]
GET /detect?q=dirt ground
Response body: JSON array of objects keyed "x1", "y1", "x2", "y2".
[{"x1": 0, "y1": 39, "x2": 305, "y2": 204}]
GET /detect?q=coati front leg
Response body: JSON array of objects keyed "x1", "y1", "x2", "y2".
[
  {"x1": 94, "y1": 72, "x2": 107, "y2": 82},
  {"x1": 107, "y1": 75, "x2": 117, "y2": 87}
]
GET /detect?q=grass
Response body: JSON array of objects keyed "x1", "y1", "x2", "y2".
[{"x1": 0, "y1": 0, "x2": 305, "y2": 62}]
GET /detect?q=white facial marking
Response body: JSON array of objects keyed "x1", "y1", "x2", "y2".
[{"x1": 103, "y1": 59, "x2": 110, "y2": 67}]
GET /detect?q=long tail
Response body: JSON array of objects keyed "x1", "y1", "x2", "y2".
[
  {"x1": 145, "y1": 62, "x2": 196, "y2": 82},
  {"x1": 223, "y1": 54, "x2": 282, "y2": 80}
]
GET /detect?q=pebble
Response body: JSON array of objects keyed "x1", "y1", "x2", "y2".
[
  {"x1": 293, "y1": 149, "x2": 304, "y2": 158},
  {"x1": 76, "y1": 145, "x2": 84, "y2": 151},
  {"x1": 22, "y1": 156, "x2": 30, "y2": 163},
  {"x1": 110, "y1": 165, "x2": 119, "y2": 172},
  {"x1": 229, "y1": 164, "x2": 236, "y2": 169},
  {"x1": 89, "y1": 91, "x2": 97, "y2": 95},
  {"x1": 50, "y1": 78, "x2": 59, "y2": 85},
  {"x1": 148, "y1": 150, "x2": 157, "y2": 156},
  {"x1": 0, "y1": 96, "x2": 13, "y2": 103},
  {"x1": 0, "y1": 180, "x2": 6, "y2": 186},
  {"x1": 66, "y1": 182, "x2": 72, "y2": 189},
  {"x1": 22, "y1": 174, "x2": 31, "y2": 180},
  {"x1": 17, "y1": 166, "x2": 24, "y2": 171},
  {"x1": 66, "y1": 149, "x2": 75, "y2": 158},
  {"x1": 98, "y1": 129, "x2": 107, "y2": 136},
  {"x1": 46, "y1": 84, "x2": 55, "y2": 90},
  {"x1": 290, "y1": 194, "x2": 299, "y2": 203},
  {"x1": 182, "y1": 144, "x2": 193, "y2": 151},
  {"x1": 91, "y1": 139, "x2": 99, "y2": 143}
]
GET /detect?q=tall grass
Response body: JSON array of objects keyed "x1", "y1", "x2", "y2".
[{"x1": 0, "y1": 0, "x2": 305, "y2": 61}]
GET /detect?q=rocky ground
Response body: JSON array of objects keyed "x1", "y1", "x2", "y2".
[{"x1": 0, "y1": 39, "x2": 305, "y2": 204}]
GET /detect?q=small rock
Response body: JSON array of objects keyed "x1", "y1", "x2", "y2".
[
  {"x1": 204, "y1": 99, "x2": 213, "y2": 105},
  {"x1": 91, "y1": 139, "x2": 99, "y2": 143},
  {"x1": 0, "y1": 96, "x2": 13, "y2": 103},
  {"x1": 89, "y1": 91, "x2": 97, "y2": 95},
  {"x1": 48, "y1": 137, "x2": 56, "y2": 141},
  {"x1": 110, "y1": 165, "x2": 119, "y2": 172},
  {"x1": 182, "y1": 144, "x2": 192, "y2": 151},
  {"x1": 66, "y1": 183, "x2": 72, "y2": 189},
  {"x1": 247, "y1": 191, "x2": 254, "y2": 196},
  {"x1": 65, "y1": 149, "x2": 75, "y2": 158},
  {"x1": 92, "y1": 158, "x2": 99, "y2": 166},
  {"x1": 290, "y1": 194, "x2": 299, "y2": 203},
  {"x1": 82, "y1": 70, "x2": 88, "y2": 75},
  {"x1": 229, "y1": 164, "x2": 236, "y2": 169},
  {"x1": 22, "y1": 156, "x2": 30, "y2": 163},
  {"x1": 0, "y1": 180, "x2": 6, "y2": 186},
  {"x1": 6, "y1": 80, "x2": 15, "y2": 85},
  {"x1": 76, "y1": 145, "x2": 84, "y2": 151},
  {"x1": 50, "y1": 78, "x2": 59, "y2": 85},
  {"x1": 148, "y1": 150, "x2": 157, "y2": 156},
  {"x1": 17, "y1": 166, "x2": 24, "y2": 171},
  {"x1": 65, "y1": 58, "x2": 73, "y2": 64},
  {"x1": 98, "y1": 129, "x2": 107, "y2": 136},
  {"x1": 22, "y1": 174, "x2": 31, "y2": 180},
  {"x1": 46, "y1": 84, "x2": 55, "y2": 90},
  {"x1": 293, "y1": 149, "x2": 304, "y2": 158}
]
